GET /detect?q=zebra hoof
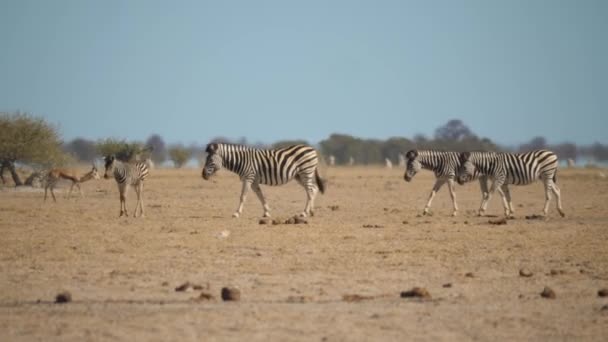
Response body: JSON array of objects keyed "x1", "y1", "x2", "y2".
[
  {"x1": 232, "y1": 212, "x2": 240, "y2": 218},
  {"x1": 452, "y1": 212, "x2": 458, "y2": 217},
  {"x1": 263, "y1": 213, "x2": 271, "y2": 218}
]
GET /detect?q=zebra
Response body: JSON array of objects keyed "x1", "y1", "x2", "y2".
[
  {"x1": 202, "y1": 142, "x2": 326, "y2": 218},
  {"x1": 403, "y1": 150, "x2": 489, "y2": 216},
  {"x1": 457, "y1": 150, "x2": 565, "y2": 218},
  {"x1": 103, "y1": 155, "x2": 150, "y2": 217}
]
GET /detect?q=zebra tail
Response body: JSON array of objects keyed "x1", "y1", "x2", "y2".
[{"x1": 315, "y1": 169, "x2": 326, "y2": 194}]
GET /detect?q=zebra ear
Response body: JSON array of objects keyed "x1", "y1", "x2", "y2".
[
  {"x1": 406, "y1": 150, "x2": 418, "y2": 160},
  {"x1": 459, "y1": 152, "x2": 471, "y2": 163},
  {"x1": 206, "y1": 143, "x2": 218, "y2": 154}
]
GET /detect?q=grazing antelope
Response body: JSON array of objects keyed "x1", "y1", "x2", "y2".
[{"x1": 44, "y1": 164, "x2": 101, "y2": 202}]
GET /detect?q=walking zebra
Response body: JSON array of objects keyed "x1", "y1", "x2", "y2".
[
  {"x1": 103, "y1": 155, "x2": 150, "y2": 217},
  {"x1": 404, "y1": 150, "x2": 489, "y2": 216},
  {"x1": 202, "y1": 143, "x2": 326, "y2": 218},
  {"x1": 457, "y1": 150, "x2": 565, "y2": 217}
]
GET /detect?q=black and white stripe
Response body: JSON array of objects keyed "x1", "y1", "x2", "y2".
[
  {"x1": 103, "y1": 155, "x2": 150, "y2": 217},
  {"x1": 457, "y1": 150, "x2": 564, "y2": 217},
  {"x1": 404, "y1": 150, "x2": 489, "y2": 216},
  {"x1": 202, "y1": 143, "x2": 325, "y2": 218}
]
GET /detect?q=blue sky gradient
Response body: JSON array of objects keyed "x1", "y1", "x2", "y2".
[{"x1": 1, "y1": 0, "x2": 606, "y2": 146}]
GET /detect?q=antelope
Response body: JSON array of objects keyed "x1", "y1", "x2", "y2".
[{"x1": 44, "y1": 164, "x2": 100, "y2": 202}]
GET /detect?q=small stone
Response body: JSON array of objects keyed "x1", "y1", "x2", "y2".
[
  {"x1": 540, "y1": 286, "x2": 556, "y2": 299},
  {"x1": 598, "y1": 289, "x2": 608, "y2": 297},
  {"x1": 259, "y1": 218, "x2": 270, "y2": 225},
  {"x1": 400, "y1": 287, "x2": 431, "y2": 299},
  {"x1": 175, "y1": 282, "x2": 192, "y2": 292},
  {"x1": 519, "y1": 269, "x2": 533, "y2": 277},
  {"x1": 221, "y1": 287, "x2": 241, "y2": 301},
  {"x1": 55, "y1": 291, "x2": 72, "y2": 303},
  {"x1": 488, "y1": 218, "x2": 507, "y2": 225},
  {"x1": 161, "y1": 281, "x2": 169, "y2": 286},
  {"x1": 442, "y1": 283, "x2": 452, "y2": 288},
  {"x1": 402, "y1": 221, "x2": 409, "y2": 225},
  {"x1": 343, "y1": 294, "x2": 375, "y2": 302},
  {"x1": 294, "y1": 216, "x2": 308, "y2": 224},
  {"x1": 601, "y1": 304, "x2": 608, "y2": 312},
  {"x1": 287, "y1": 295, "x2": 313, "y2": 303},
  {"x1": 465, "y1": 272, "x2": 475, "y2": 278},
  {"x1": 197, "y1": 292, "x2": 214, "y2": 301},
  {"x1": 285, "y1": 217, "x2": 296, "y2": 224},
  {"x1": 272, "y1": 219, "x2": 282, "y2": 225}
]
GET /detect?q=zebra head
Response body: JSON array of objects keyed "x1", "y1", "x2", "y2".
[
  {"x1": 103, "y1": 155, "x2": 116, "y2": 179},
  {"x1": 404, "y1": 150, "x2": 421, "y2": 182},
  {"x1": 202, "y1": 143, "x2": 223, "y2": 180},
  {"x1": 457, "y1": 152, "x2": 475, "y2": 185}
]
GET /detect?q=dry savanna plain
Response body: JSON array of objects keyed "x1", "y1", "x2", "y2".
[{"x1": 1, "y1": 166, "x2": 607, "y2": 341}]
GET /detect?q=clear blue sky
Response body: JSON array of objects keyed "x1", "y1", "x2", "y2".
[{"x1": 1, "y1": 0, "x2": 606, "y2": 146}]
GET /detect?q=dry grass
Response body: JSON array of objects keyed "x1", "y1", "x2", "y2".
[{"x1": 1, "y1": 166, "x2": 607, "y2": 341}]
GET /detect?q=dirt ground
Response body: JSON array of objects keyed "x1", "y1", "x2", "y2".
[{"x1": 1, "y1": 166, "x2": 607, "y2": 341}]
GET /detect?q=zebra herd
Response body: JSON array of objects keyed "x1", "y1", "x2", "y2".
[{"x1": 46, "y1": 142, "x2": 565, "y2": 219}]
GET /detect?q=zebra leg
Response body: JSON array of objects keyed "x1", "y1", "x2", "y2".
[
  {"x1": 133, "y1": 182, "x2": 144, "y2": 217},
  {"x1": 297, "y1": 174, "x2": 318, "y2": 217},
  {"x1": 501, "y1": 184, "x2": 514, "y2": 217},
  {"x1": 478, "y1": 176, "x2": 490, "y2": 214},
  {"x1": 495, "y1": 186, "x2": 510, "y2": 217},
  {"x1": 423, "y1": 179, "x2": 446, "y2": 215},
  {"x1": 479, "y1": 180, "x2": 501, "y2": 216},
  {"x1": 447, "y1": 179, "x2": 458, "y2": 216},
  {"x1": 550, "y1": 180, "x2": 565, "y2": 217},
  {"x1": 233, "y1": 180, "x2": 251, "y2": 218},
  {"x1": 119, "y1": 184, "x2": 129, "y2": 217},
  {"x1": 251, "y1": 183, "x2": 271, "y2": 217}
]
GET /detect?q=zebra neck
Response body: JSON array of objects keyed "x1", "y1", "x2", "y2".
[{"x1": 418, "y1": 153, "x2": 444, "y2": 172}]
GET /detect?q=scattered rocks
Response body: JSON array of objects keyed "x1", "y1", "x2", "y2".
[
  {"x1": 55, "y1": 291, "x2": 72, "y2": 304},
  {"x1": 400, "y1": 287, "x2": 431, "y2": 299},
  {"x1": 598, "y1": 289, "x2": 608, "y2": 297},
  {"x1": 519, "y1": 269, "x2": 534, "y2": 277},
  {"x1": 343, "y1": 294, "x2": 375, "y2": 302},
  {"x1": 540, "y1": 286, "x2": 556, "y2": 299},
  {"x1": 266, "y1": 216, "x2": 309, "y2": 225},
  {"x1": 488, "y1": 218, "x2": 507, "y2": 225},
  {"x1": 362, "y1": 224, "x2": 384, "y2": 229},
  {"x1": 221, "y1": 287, "x2": 241, "y2": 301},
  {"x1": 525, "y1": 214, "x2": 545, "y2": 220}
]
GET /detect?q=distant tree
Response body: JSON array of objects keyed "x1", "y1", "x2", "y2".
[
  {"x1": 64, "y1": 137, "x2": 97, "y2": 162},
  {"x1": 96, "y1": 138, "x2": 148, "y2": 162},
  {"x1": 168, "y1": 144, "x2": 192, "y2": 168},
  {"x1": 434, "y1": 119, "x2": 475, "y2": 141},
  {"x1": 145, "y1": 134, "x2": 167, "y2": 164},
  {"x1": 551, "y1": 142, "x2": 578, "y2": 161},
  {"x1": 382, "y1": 137, "x2": 414, "y2": 163},
  {"x1": 0, "y1": 112, "x2": 66, "y2": 185},
  {"x1": 271, "y1": 140, "x2": 309, "y2": 149},
  {"x1": 519, "y1": 136, "x2": 547, "y2": 152},
  {"x1": 589, "y1": 142, "x2": 608, "y2": 161}
]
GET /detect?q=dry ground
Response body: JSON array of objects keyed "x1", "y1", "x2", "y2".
[{"x1": 1, "y1": 166, "x2": 607, "y2": 341}]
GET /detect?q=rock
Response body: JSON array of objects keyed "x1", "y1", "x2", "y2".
[
  {"x1": 400, "y1": 287, "x2": 431, "y2": 299},
  {"x1": 601, "y1": 304, "x2": 608, "y2": 312},
  {"x1": 197, "y1": 292, "x2": 214, "y2": 301},
  {"x1": 293, "y1": 216, "x2": 308, "y2": 224},
  {"x1": 175, "y1": 282, "x2": 192, "y2": 292},
  {"x1": 402, "y1": 221, "x2": 409, "y2": 225},
  {"x1": 327, "y1": 205, "x2": 340, "y2": 211},
  {"x1": 55, "y1": 291, "x2": 72, "y2": 303},
  {"x1": 598, "y1": 289, "x2": 608, "y2": 297},
  {"x1": 549, "y1": 269, "x2": 566, "y2": 276},
  {"x1": 259, "y1": 218, "x2": 270, "y2": 225},
  {"x1": 525, "y1": 214, "x2": 545, "y2": 220},
  {"x1": 285, "y1": 217, "x2": 296, "y2": 224},
  {"x1": 272, "y1": 219, "x2": 282, "y2": 225},
  {"x1": 519, "y1": 269, "x2": 533, "y2": 277},
  {"x1": 343, "y1": 294, "x2": 375, "y2": 302},
  {"x1": 465, "y1": 272, "x2": 475, "y2": 278},
  {"x1": 362, "y1": 224, "x2": 384, "y2": 228},
  {"x1": 221, "y1": 287, "x2": 240, "y2": 301},
  {"x1": 489, "y1": 218, "x2": 507, "y2": 225},
  {"x1": 540, "y1": 286, "x2": 556, "y2": 299},
  {"x1": 442, "y1": 283, "x2": 452, "y2": 288}
]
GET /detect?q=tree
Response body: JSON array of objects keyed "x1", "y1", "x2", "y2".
[
  {"x1": 519, "y1": 136, "x2": 547, "y2": 152},
  {"x1": 168, "y1": 144, "x2": 192, "y2": 168},
  {"x1": 145, "y1": 134, "x2": 167, "y2": 164},
  {"x1": 434, "y1": 119, "x2": 475, "y2": 141},
  {"x1": 64, "y1": 137, "x2": 97, "y2": 162},
  {"x1": 96, "y1": 139, "x2": 149, "y2": 162},
  {"x1": 0, "y1": 112, "x2": 66, "y2": 185},
  {"x1": 272, "y1": 140, "x2": 309, "y2": 149},
  {"x1": 551, "y1": 142, "x2": 578, "y2": 161}
]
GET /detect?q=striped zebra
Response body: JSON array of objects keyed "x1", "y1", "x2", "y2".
[
  {"x1": 103, "y1": 155, "x2": 150, "y2": 217},
  {"x1": 404, "y1": 150, "x2": 489, "y2": 216},
  {"x1": 202, "y1": 143, "x2": 326, "y2": 218},
  {"x1": 457, "y1": 150, "x2": 565, "y2": 218}
]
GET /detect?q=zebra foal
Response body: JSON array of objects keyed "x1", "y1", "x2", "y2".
[
  {"x1": 202, "y1": 143, "x2": 326, "y2": 218},
  {"x1": 457, "y1": 150, "x2": 565, "y2": 218},
  {"x1": 103, "y1": 155, "x2": 150, "y2": 217},
  {"x1": 403, "y1": 150, "x2": 489, "y2": 216}
]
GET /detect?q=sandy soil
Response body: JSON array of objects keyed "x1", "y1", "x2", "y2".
[{"x1": 1, "y1": 166, "x2": 607, "y2": 341}]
